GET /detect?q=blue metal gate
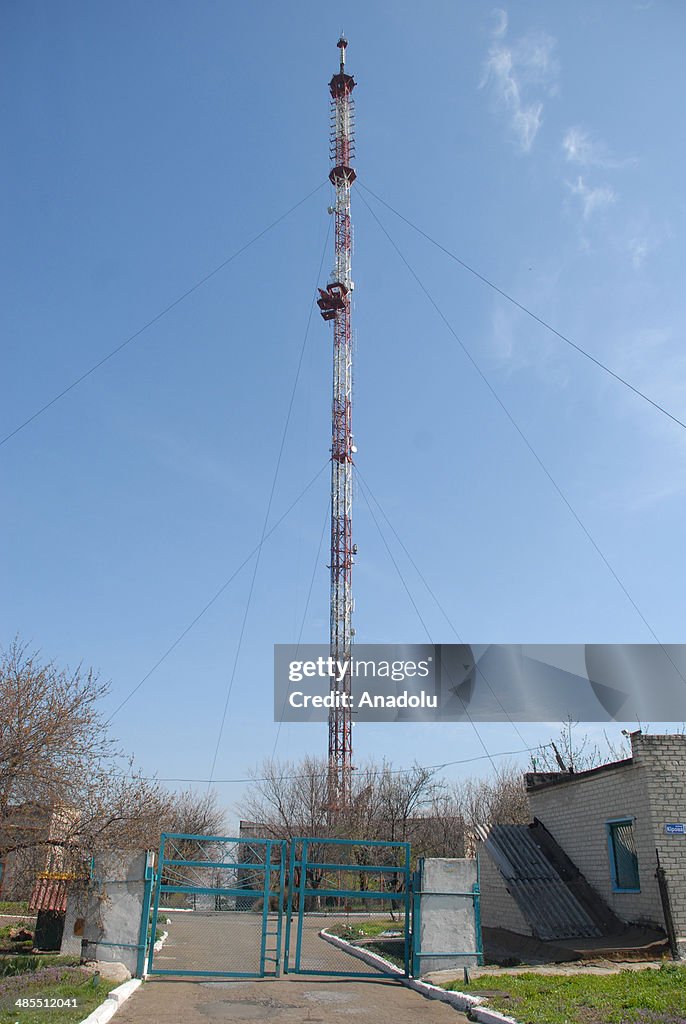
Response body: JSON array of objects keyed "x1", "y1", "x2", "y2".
[
  {"x1": 143, "y1": 833, "x2": 421, "y2": 979},
  {"x1": 284, "y1": 837, "x2": 412, "y2": 977},
  {"x1": 147, "y1": 833, "x2": 286, "y2": 978}
]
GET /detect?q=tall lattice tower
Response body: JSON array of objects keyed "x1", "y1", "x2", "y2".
[{"x1": 317, "y1": 36, "x2": 356, "y2": 810}]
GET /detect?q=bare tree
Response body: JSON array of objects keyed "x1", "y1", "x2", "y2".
[
  {"x1": 162, "y1": 787, "x2": 226, "y2": 839},
  {"x1": 71, "y1": 762, "x2": 171, "y2": 855},
  {"x1": 240, "y1": 756, "x2": 330, "y2": 841},
  {"x1": 414, "y1": 786, "x2": 466, "y2": 858},
  {"x1": 0, "y1": 639, "x2": 226, "y2": 897},
  {"x1": 0, "y1": 638, "x2": 112, "y2": 817},
  {"x1": 444, "y1": 762, "x2": 529, "y2": 840},
  {"x1": 529, "y1": 719, "x2": 631, "y2": 774}
]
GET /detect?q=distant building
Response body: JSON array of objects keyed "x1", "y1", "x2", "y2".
[
  {"x1": 1, "y1": 804, "x2": 84, "y2": 950},
  {"x1": 0, "y1": 803, "x2": 59, "y2": 901},
  {"x1": 478, "y1": 732, "x2": 686, "y2": 958}
]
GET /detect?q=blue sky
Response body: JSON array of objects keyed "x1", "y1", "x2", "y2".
[{"x1": 2, "y1": 2, "x2": 685, "y2": 823}]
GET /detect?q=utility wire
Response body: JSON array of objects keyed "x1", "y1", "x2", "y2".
[
  {"x1": 356, "y1": 469, "x2": 497, "y2": 772},
  {"x1": 358, "y1": 190, "x2": 686, "y2": 690},
  {"x1": 108, "y1": 742, "x2": 555, "y2": 785},
  {"x1": 207, "y1": 218, "x2": 333, "y2": 785},
  {"x1": 105, "y1": 459, "x2": 329, "y2": 724},
  {"x1": 359, "y1": 183, "x2": 686, "y2": 435},
  {"x1": 355, "y1": 467, "x2": 529, "y2": 750},
  {"x1": 271, "y1": 496, "x2": 331, "y2": 760},
  {"x1": 1, "y1": 182, "x2": 326, "y2": 449}
]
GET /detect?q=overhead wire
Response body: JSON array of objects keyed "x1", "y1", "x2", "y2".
[
  {"x1": 357, "y1": 189, "x2": 686, "y2": 691},
  {"x1": 1, "y1": 181, "x2": 327, "y2": 449},
  {"x1": 356, "y1": 468, "x2": 498, "y2": 772},
  {"x1": 271, "y1": 496, "x2": 331, "y2": 761},
  {"x1": 359, "y1": 182, "x2": 686, "y2": 435},
  {"x1": 107, "y1": 742, "x2": 555, "y2": 786},
  {"x1": 206, "y1": 216, "x2": 333, "y2": 785},
  {"x1": 104, "y1": 458, "x2": 329, "y2": 724},
  {"x1": 355, "y1": 466, "x2": 530, "y2": 750}
]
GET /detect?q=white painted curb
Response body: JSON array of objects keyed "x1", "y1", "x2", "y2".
[
  {"x1": 153, "y1": 930, "x2": 168, "y2": 953},
  {"x1": 78, "y1": 978, "x2": 142, "y2": 1024},
  {"x1": 320, "y1": 929, "x2": 520, "y2": 1024}
]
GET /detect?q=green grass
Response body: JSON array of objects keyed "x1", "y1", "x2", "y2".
[
  {"x1": 328, "y1": 918, "x2": 405, "y2": 942},
  {"x1": 0, "y1": 957, "x2": 80, "y2": 980},
  {"x1": 364, "y1": 942, "x2": 405, "y2": 969},
  {"x1": 327, "y1": 919, "x2": 406, "y2": 971},
  {"x1": 0, "y1": 927, "x2": 33, "y2": 954},
  {"x1": 0, "y1": 973, "x2": 117, "y2": 1024},
  {"x1": 0, "y1": 904, "x2": 29, "y2": 917},
  {"x1": 446, "y1": 965, "x2": 686, "y2": 1024}
]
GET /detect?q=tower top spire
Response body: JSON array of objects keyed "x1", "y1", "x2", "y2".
[{"x1": 337, "y1": 35, "x2": 347, "y2": 71}]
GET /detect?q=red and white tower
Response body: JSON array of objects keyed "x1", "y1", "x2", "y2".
[{"x1": 317, "y1": 36, "x2": 356, "y2": 811}]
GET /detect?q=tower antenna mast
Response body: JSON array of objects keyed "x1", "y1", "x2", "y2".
[{"x1": 317, "y1": 36, "x2": 356, "y2": 812}]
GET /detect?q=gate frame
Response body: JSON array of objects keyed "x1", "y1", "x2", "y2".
[
  {"x1": 284, "y1": 836, "x2": 412, "y2": 977},
  {"x1": 410, "y1": 856, "x2": 484, "y2": 976},
  {"x1": 147, "y1": 832, "x2": 286, "y2": 978}
]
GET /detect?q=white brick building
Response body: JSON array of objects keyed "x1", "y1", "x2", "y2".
[{"x1": 479, "y1": 732, "x2": 686, "y2": 957}]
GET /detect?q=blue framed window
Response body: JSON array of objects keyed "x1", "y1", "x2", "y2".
[{"x1": 606, "y1": 818, "x2": 640, "y2": 892}]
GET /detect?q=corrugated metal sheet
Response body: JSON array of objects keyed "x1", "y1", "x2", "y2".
[
  {"x1": 28, "y1": 877, "x2": 68, "y2": 913},
  {"x1": 478, "y1": 824, "x2": 602, "y2": 941}
]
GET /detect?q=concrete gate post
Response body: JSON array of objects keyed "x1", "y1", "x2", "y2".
[
  {"x1": 414, "y1": 857, "x2": 482, "y2": 975},
  {"x1": 61, "y1": 850, "x2": 153, "y2": 977}
]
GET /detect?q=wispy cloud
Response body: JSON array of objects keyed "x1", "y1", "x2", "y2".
[
  {"x1": 492, "y1": 7, "x2": 508, "y2": 38},
  {"x1": 563, "y1": 126, "x2": 635, "y2": 169},
  {"x1": 567, "y1": 175, "x2": 616, "y2": 220},
  {"x1": 563, "y1": 127, "x2": 598, "y2": 165},
  {"x1": 486, "y1": 268, "x2": 572, "y2": 391},
  {"x1": 561, "y1": 127, "x2": 640, "y2": 230},
  {"x1": 626, "y1": 236, "x2": 649, "y2": 270},
  {"x1": 481, "y1": 9, "x2": 559, "y2": 153},
  {"x1": 615, "y1": 212, "x2": 668, "y2": 270}
]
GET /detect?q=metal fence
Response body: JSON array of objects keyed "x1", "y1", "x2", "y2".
[
  {"x1": 284, "y1": 837, "x2": 412, "y2": 977},
  {"x1": 147, "y1": 833, "x2": 286, "y2": 978},
  {"x1": 143, "y1": 835, "x2": 481, "y2": 980}
]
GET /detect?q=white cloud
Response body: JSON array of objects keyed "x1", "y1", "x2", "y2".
[
  {"x1": 486, "y1": 268, "x2": 571, "y2": 391},
  {"x1": 568, "y1": 176, "x2": 616, "y2": 220},
  {"x1": 616, "y1": 214, "x2": 668, "y2": 270},
  {"x1": 513, "y1": 102, "x2": 544, "y2": 153},
  {"x1": 563, "y1": 127, "x2": 595, "y2": 165},
  {"x1": 481, "y1": 11, "x2": 559, "y2": 153},
  {"x1": 563, "y1": 126, "x2": 635, "y2": 169},
  {"x1": 492, "y1": 7, "x2": 508, "y2": 38}
]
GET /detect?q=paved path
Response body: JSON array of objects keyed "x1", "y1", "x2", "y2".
[
  {"x1": 149, "y1": 911, "x2": 383, "y2": 976},
  {"x1": 115, "y1": 909, "x2": 468, "y2": 1022},
  {"x1": 115, "y1": 976, "x2": 469, "y2": 1023}
]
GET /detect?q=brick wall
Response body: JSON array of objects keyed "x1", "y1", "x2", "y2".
[
  {"x1": 632, "y1": 733, "x2": 686, "y2": 952},
  {"x1": 527, "y1": 733, "x2": 686, "y2": 946},
  {"x1": 478, "y1": 846, "x2": 532, "y2": 936}
]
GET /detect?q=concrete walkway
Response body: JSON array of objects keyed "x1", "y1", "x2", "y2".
[
  {"x1": 116, "y1": 909, "x2": 468, "y2": 1022},
  {"x1": 113, "y1": 975, "x2": 469, "y2": 1023}
]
